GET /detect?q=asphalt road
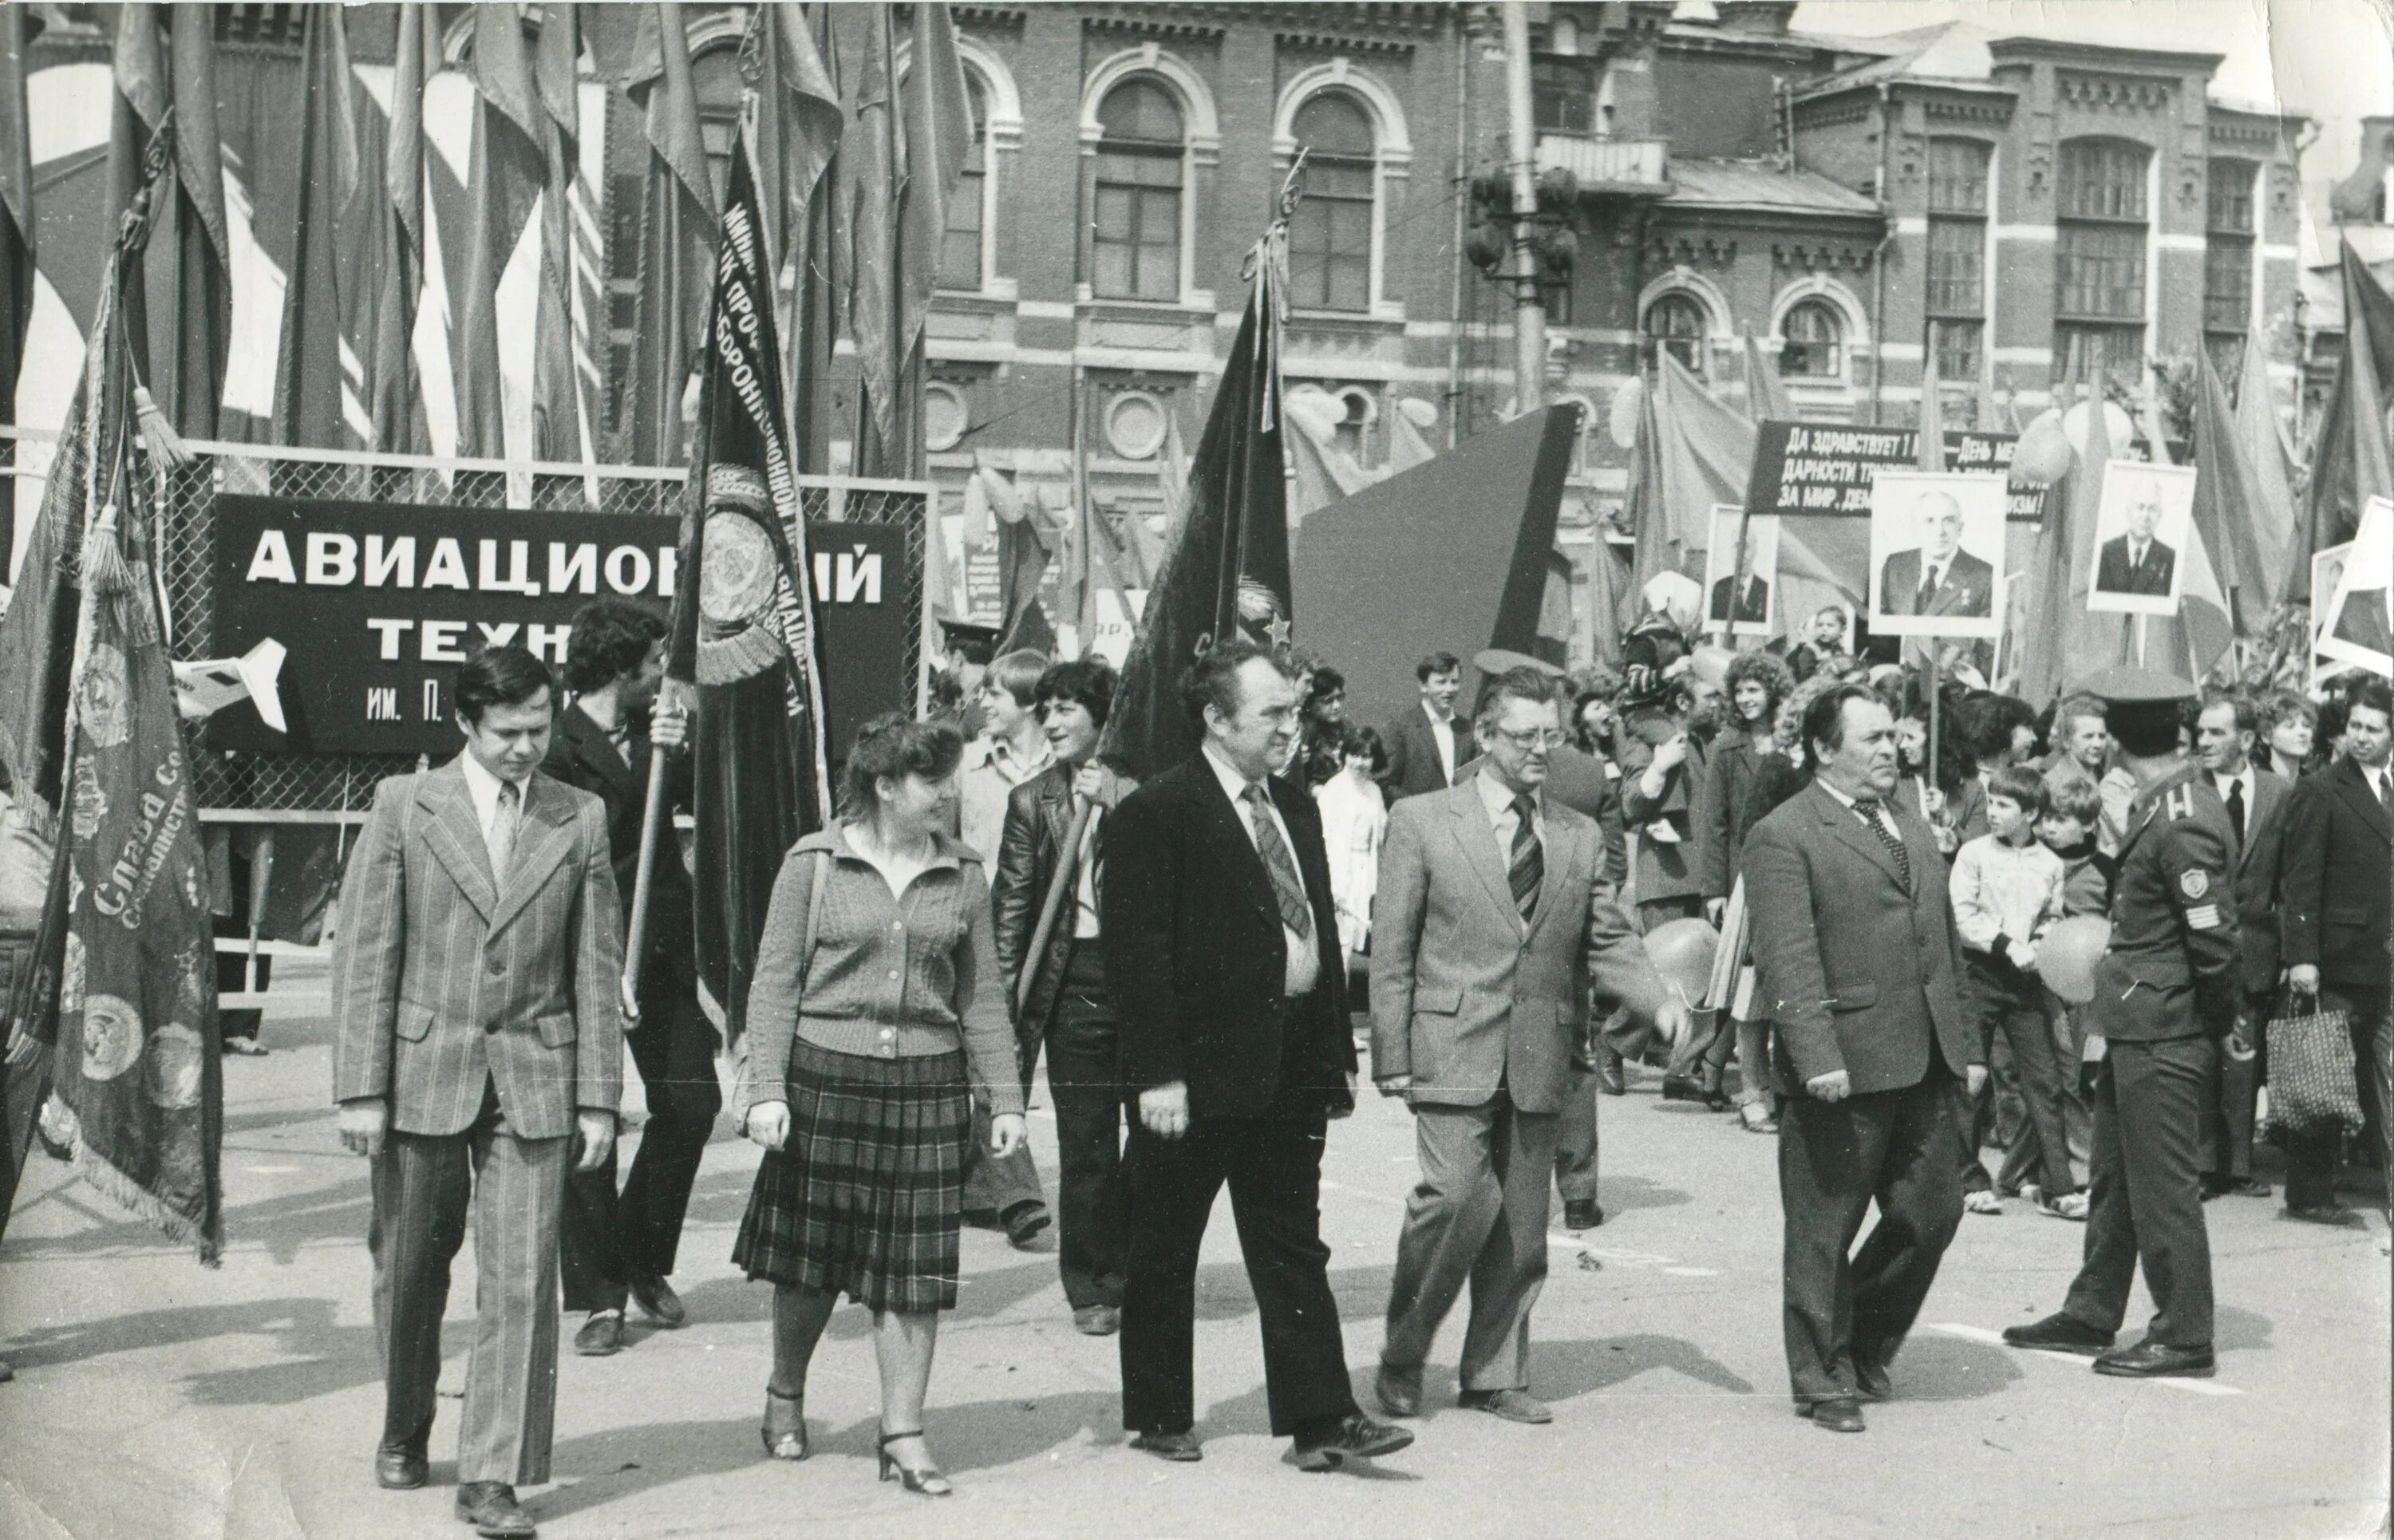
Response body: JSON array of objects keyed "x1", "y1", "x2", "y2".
[{"x1": 1, "y1": 972, "x2": 2386, "y2": 1540}]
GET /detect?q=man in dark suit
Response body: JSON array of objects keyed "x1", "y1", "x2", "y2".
[
  {"x1": 1380, "y1": 650, "x2": 1474, "y2": 801},
  {"x1": 1710, "y1": 571, "x2": 1771, "y2": 629},
  {"x1": 1877, "y1": 492, "x2": 1996, "y2": 622},
  {"x1": 1744, "y1": 683, "x2": 1980, "y2": 1434},
  {"x1": 1104, "y1": 640, "x2": 1412, "y2": 1471},
  {"x1": 334, "y1": 648, "x2": 624, "y2": 1538},
  {"x1": 993, "y1": 659, "x2": 1136, "y2": 1337},
  {"x1": 2276, "y1": 673, "x2": 2394, "y2": 1226},
  {"x1": 544, "y1": 602, "x2": 717, "y2": 1360},
  {"x1": 2191, "y1": 692, "x2": 2289, "y2": 1199},
  {"x1": 2094, "y1": 480, "x2": 2178, "y2": 598}
]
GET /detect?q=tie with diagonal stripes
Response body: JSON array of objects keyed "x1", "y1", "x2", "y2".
[
  {"x1": 1851, "y1": 796, "x2": 1910, "y2": 891},
  {"x1": 1508, "y1": 793, "x2": 1543, "y2": 921},
  {"x1": 1242, "y1": 783, "x2": 1313, "y2": 940},
  {"x1": 490, "y1": 780, "x2": 520, "y2": 890}
]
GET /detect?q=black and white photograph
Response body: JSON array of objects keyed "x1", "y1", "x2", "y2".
[
  {"x1": 0, "y1": 3, "x2": 2387, "y2": 1539},
  {"x1": 1701, "y1": 504, "x2": 1780, "y2": 637},
  {"x1": 2087, "y1": 461, "x2": 2198, "y2": 617},
  {"x1": 1865, "y1": 472, "x2": 2008, "y2": 638}
]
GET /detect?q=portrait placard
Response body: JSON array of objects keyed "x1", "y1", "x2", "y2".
[
  {"x1": 1701, "y1": 504, "x2": 1780, "y2": 638},
  {"x1": 1865, "y1": 472, "x2": 2008, "y2": 640},
  {"x1": 2086, "y1": 461, "x2": 2197, "y2": 617},
  {"x1": 2317, "y1": 497, "x2": 2392, "y2": 675}
]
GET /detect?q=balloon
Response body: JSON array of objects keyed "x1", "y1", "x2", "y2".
[
  {"x1": 2012, "y1": 410, "x2": 2074, "y2": 484},
  {"x1": 1396, "y1": 395, "x2": 1438, "y2": 428},
  {"x1": 2061, "y1": 400, "x2": 2134, "y2": 459},
  {"x1": 1608, "y1": 377, "x2": 1645, "y2": 448},
  {"x1": 2037, "y1": 916, "x2": 2112, "y2": 1005},
  {"x1": 1641, "y1": 571, "x2": 1701, "y2": 633},
  {"x1": 1642, "y1": 918, "x2": 1719, "y2": 1015}
]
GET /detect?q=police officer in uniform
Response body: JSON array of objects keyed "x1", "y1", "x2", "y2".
[{"x1": 2003, "y1": 669, "x2": 2241, "y2": 1378}]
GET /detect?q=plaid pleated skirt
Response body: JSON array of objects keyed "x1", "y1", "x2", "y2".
[{"x1": 732, "y1": 1040, "x2": 970, "y2": 1313}]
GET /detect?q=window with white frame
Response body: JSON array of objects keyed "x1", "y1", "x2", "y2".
[
  {"x1": 1643, "y1": 293, "x2": 1707, "y2": 373},
  {"x1": 1092, "y1": 79, "x2": 1185, "y2": 302},
  {"x1": 2054, "y1": 137, "x2": 2151, "y2": 385},
  {"x1": 1288, "y1": 93, "x2": 1373, "y2": 313},
  {"x1": 1926, "y1": 137, "x2": 1989, "y2": 382},
  {"x1": 1778, "y1": 298, "x2": 1843, "y2": 378}
]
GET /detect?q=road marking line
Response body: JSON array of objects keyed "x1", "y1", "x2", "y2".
[{"x1": 1924, "y1": 1324, "x2": 2244, "y2": 1396}]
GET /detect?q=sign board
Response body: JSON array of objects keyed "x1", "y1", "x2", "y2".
[
  {"x1": 1748, "y1": 421, "x2": 2054, "y2": 522},
  {"x1": 208, "y1": 496, "x2": 913, "y2": 757}
]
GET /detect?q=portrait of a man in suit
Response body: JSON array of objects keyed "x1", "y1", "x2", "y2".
[
  {"x1": 1876, "y1": 491, "x2": 1995, "y2": 622},
  {"x1": 1702, "y1": 508, "x2": 1779, "y2": 636},
  {"x1": 2095, "y1": 478, "x2": 2179, "y2": 598},
  {"x1": 1710, "y1": 571, "x2": 1771, "y2": 627}
]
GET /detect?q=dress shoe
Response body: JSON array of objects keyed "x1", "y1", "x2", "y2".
[
  {"x1": 1002, "y1": 1202, "x2": 1053, "y2": 1250},
  {"x1": 0, "y1": 1359, "x2": 13, "y2": 1384},
  {"x1": 1738, "y1": 1102, "x2": 1780, "y2": 1135},
  {"x1": 1562, "y1": 1199, "x2": 1604, "y2": 1231},
  {"x1": 1851, "y1": 1356, "x2": 1891, "y2": 1404},
  {"x1": 2201, "y1": 1175, "x2": 2272, "y2": 1200},
  {"x1": 1796, "y1": 1396, "x2": 1865, "y2": 1432},
  {"x1": 373, "y1": 1442, "x2": 428, "y2": 1491},
  {"x1": 2093, "y1": 1339, "x2": 2214, "y2": 1378},
  {"x1": 1373, "y1": 1363, "x2": 1422, "y2": 1418},
  {"x1": 1660, "y1": 1073, "x2": 1704, "y2": 1103},
  {"x1": 572, "y1": 1309, "x2": 623, "y2": 1356},
  {"x1": 1131, "y1": 1429, "x2": 1203, "y2": 1462},
  {"x1": 2283, "y1": 1202, "x2": 2364, "y2": 1228},
  {"x1": 2001, "y1": 1313, "x2": 2115, "y2": 1356},
  {"x1": 1071, "y1": 1305, "x2": 1121, "y2": 1337},
  {"x1": 453, "y1": 1482, "x2": 536, "y2": 1538},
  {"x1": 1291, "y1": 1414, "x2": 1414, "y2": 1471},
  {"x1": 629, "y1": 1273, "x2": 685, "y2": 1329},
  {"x1": 1597, "y1": 1057, "x2": 1626, "y2": 1096},
  {"x1": 1457, "y1": 1388, "x2": 1552, "y2": 1424}
]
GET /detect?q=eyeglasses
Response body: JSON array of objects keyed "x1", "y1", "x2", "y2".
[{"x1": 1487, "y1": 727, "x2": 1568, "y2": 750}]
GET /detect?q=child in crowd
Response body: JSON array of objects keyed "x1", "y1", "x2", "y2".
[
  {"x1": 2034, "y1": 775, "x2": 2112, "y2": 1196},
  {"x1": 1950, "y1": 764, "x2": 2082, "y2": 1219}
]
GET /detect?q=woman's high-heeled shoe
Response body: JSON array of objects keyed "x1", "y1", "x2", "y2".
[
  {"x1": 760, "y1": 1387, "x2": 808, "y2": 1460},
  {"x1": 876, "y1": 1427, "x2": 951, "y2": 1496}
]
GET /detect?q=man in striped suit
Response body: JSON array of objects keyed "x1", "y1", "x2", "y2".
[{"x1": 334, "y1": 647, "x2": 626, "y2": 1540}]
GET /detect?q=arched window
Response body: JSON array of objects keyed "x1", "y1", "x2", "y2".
[
  {"x1": 1093, "y1": 79, "x2": 1184, "y2": 301},
  {"x1": 2054, "y1": 137, "x2": 2151, "y2": 384},
  {"x1": 1778, "y1": 299, "x2": 1843, "y2": 378},
  {"x1": 1289, "y1": 93, "x2": 1373, "y2": 312},
  {"x1": 938, "y1": 73, "x2": 990, "y2": 290},
  {"x1": 1643, "y1": 293, "x2": 1707, "y2": 372}
]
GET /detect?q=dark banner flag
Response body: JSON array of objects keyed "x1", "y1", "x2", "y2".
[
  {"x1": 1104, "y1": 192, "x2": 1294, "y2": 780},
  {"x1": 1747, "y1": 421, "x2": 2056, "y2": 522},
  {"x1": 667, "y1": 127, "x2": 832, "y2": 1050}
]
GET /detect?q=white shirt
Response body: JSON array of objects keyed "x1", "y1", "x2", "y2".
[
  {"x1": 1921, "y1": 555, "x2": 1953, "y2": 593},
  {"x1": 458, "y1": 752, "x2": 530, "y2": 874},
  {"x1": 1815, "y1": 774, "x2": 1902, "y2": 845},
  {"x1": 1424, "y1": 699, "x2": 1457, "y2": 785},
  {"x1": 2361, "y1": 761, "x2": 2392, "y2": 804},
  {"x1": 958, "y1": 732, "x2": 1053, "y2": 867},
  {"x1": 2211, "y1": 764, "x2": 2254, "y2": 813},
  {"x1": 1202, "y1": 742, "x2": 1321, "y2": 997},
  {"x1": 1475, "y1": 765, "x2": 1543, "y2": 852},
  {"x1": 1071, "y1": 798, "x2": 1103, "y2": 940}
]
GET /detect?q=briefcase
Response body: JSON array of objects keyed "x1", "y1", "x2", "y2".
[{"x1": 2264, "y1": 996, "x2": 2364, "y2": 1135}]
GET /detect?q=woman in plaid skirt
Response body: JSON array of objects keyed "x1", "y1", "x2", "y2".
[{"x1": 731, "y1": 715, "x2": 1027, "y2": 1497}]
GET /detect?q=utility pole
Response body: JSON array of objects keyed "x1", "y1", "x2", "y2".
[{"x1": 1501, "y1": 1, "x2": 1546, "y2": 416}]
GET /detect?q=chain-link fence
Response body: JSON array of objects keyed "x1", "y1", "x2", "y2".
[{"x1": 6, "y1": 429, "x2": 929, "y2": 817}]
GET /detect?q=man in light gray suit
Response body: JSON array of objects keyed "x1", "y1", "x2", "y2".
[
  {"x1": 1369, "y1": 669, "x2": 1680, "y2": 1424},
  {"x1": 334, "y1": 647, "x2": 625, "y2": 1540}
]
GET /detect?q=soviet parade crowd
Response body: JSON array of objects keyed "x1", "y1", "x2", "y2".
[{"x1": 176, "y1": 571, "x2": 2389, "y2": 1537}]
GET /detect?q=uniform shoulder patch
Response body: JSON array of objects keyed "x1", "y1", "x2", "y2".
[
  {"x1": 2179, "y1": 868, "x2": 2210, "y2": 899},
  {"x1": 2187, "y1": 903, "x2": 2222, "y2": 931},
  {"x1": 2164, "y1": 785, "x2": 2194, "y2": 820}
]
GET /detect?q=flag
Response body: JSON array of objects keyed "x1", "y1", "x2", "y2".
[
  {"x1": 155, "y1": 6, "x2": 229, "y2": 440},
  {"x1": 2029, "y1": 373, "x2": 2125, "y2": 701},
  {"x1": 1286, "y1": 405, "x2": 1369, "y2": 525},
  {"x1": 1744, "y1": 331, "x2": 1795, "y2": 421},
  {"x1": 2191, "y1": 349, "x2": 2280, "y2": 634},
  {"x1": 369, "y1": 2, "x2": 437, "y2": 455},
  {"x1": 2289, "y1": 243, "x2": 2394, "y2": 602},
  {"x1": 627, "y1": 1, "x2": 718, "y2": 466},
  {"x1": 839, "y1": 6, "x2": 901, "y2": 469},
  {"x1": 2230, "y1": 318, "x2": 2297, "y2": 605},
  {"x1": 994, "y1": 502, "x2": 1057, "y2": 656},
  {"x1": 749, "y1": 3, "x2": 843, "y2": 460},
  {"x1": 270, "y1": 6, "x2": 366, "y2": 449},
  {"x1": 452, "y1": 3, "x2": 546, "y2": 460},
  {"x1": 1, "y1": 5, "x2": 34, "y2": 557},
  {"x1": 108, "y1": 5, "x2": 168, "y2": 391},
  {"x1": 873, "y1": 0, "x2": 974, "y2": 480},
  {"x1": 2137, "y1": 370, "x2": 2232, "y2": 681},
  {"x1": 1386, "y1": 399, "x2": 1438, "y2": 472},
  {"x1": 527, "y1": 2, "x2": 595, "y2": 468},
  {"x1": 1155, "y1": 405, "x2": 1192, "y2": 546},
  {"x1": 1104, "y1": 208, "x2": 1292, "y2": 780},
  {"x1": 666, "y1": 136, "x2": 832, "y2": 1054}
]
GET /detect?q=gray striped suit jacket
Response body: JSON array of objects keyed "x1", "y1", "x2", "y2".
[{"x1": 332, "y1": 757, "x2": 625, "y2": 1139}]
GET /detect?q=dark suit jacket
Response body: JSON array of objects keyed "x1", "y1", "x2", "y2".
[
  {"x1": 543, "y1": 703, "x2": 691, "y2": 968},
  {"x1": 1103, "y1": 754, "x2": 1357, "y2": 1120},
  {"x1": 2280, "y1": 758, "x2": 2392, "y2": 991},
  {"x1": 1743, "y1": 780, "x2": 1973, "y2": 1096},
  {"x1": 1709, "y1": 574, "x2": 1770, "y2": 626},
  {"x1": 1693, "y1": 734, "x2": 1779, "y2": 899},
  {"x1": 991, "y1": 760, "x2": 1136, "y2": 1040},
  {"x1": 1878, "y1": 546, "x2": 1996, "y2": 620},
  {"x1": 1381, "y1": 702, "x2": 1475, "y2": 801},
  {"x1": 2096, "y1": 534, "x2": 2177, "y2": 597},
  {"x1": 2215, "y1": 768, "x2": 2293, "y2": 995}
]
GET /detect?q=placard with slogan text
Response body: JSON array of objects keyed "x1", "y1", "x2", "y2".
[
  {"x1": 208, "y1": 496, "x2": 914, "y2": 756},
  {"x1": 1748, "y1": 421, "x2": 2053, "y2": 522}
]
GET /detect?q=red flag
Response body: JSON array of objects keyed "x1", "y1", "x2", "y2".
[
  {"x1": 2289, "y1": 243, "x2": 2394, "y2": 601},
  {"x1": 1, "y1": 6, "x2": 34, "y2": 557},
  {"x1": 271, "y1": 6, "x2": 366, "y2": 448},
  {"x1": 839, "y1": 6, "x2": 901, "y2": 468},
  {"x1": 627, "y1": 1, "x2": 719, "y2": 466},
  {"x1": 758, "y1": 5, "x2": 843, "y2": 472},
  {"x1": 531, "y1": 2, "x2": 598, "y2": 468},
  {"x1": 453, "y1": 2, "x2": 546, "y2": 460},
  {"x1": 369, "y1": 2, "x2": 437, "y2": 455}
]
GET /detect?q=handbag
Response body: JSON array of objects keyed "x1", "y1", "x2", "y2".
[{"x1": 2264, "y1": 993, "x2": 2364, "y2": 1135}]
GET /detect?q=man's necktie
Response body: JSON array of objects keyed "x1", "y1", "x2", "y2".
[
  {"x1": 1508, "y1": 794, "x2": 1543, "y2": 921},
  {"x1": 2224, "y1": 776, "x2": 2246, "y2": 847},
  {"x1": 491, "y1": 780, "x2": 519, "y2": 885},
  {"x1": 1242, "y1": 783, "x2": 1313, "y2": 939},
  {"x1": 1916, "y1": 571, "x2": 1940, "y2": 612},
  {"x1": 1852, "y1": 796, "x2": 1910, "y2": 890}
]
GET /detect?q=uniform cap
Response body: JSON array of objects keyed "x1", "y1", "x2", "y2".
[{"x1": 2079, "y1": 665, "x2": 2195, "y2": 750}]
